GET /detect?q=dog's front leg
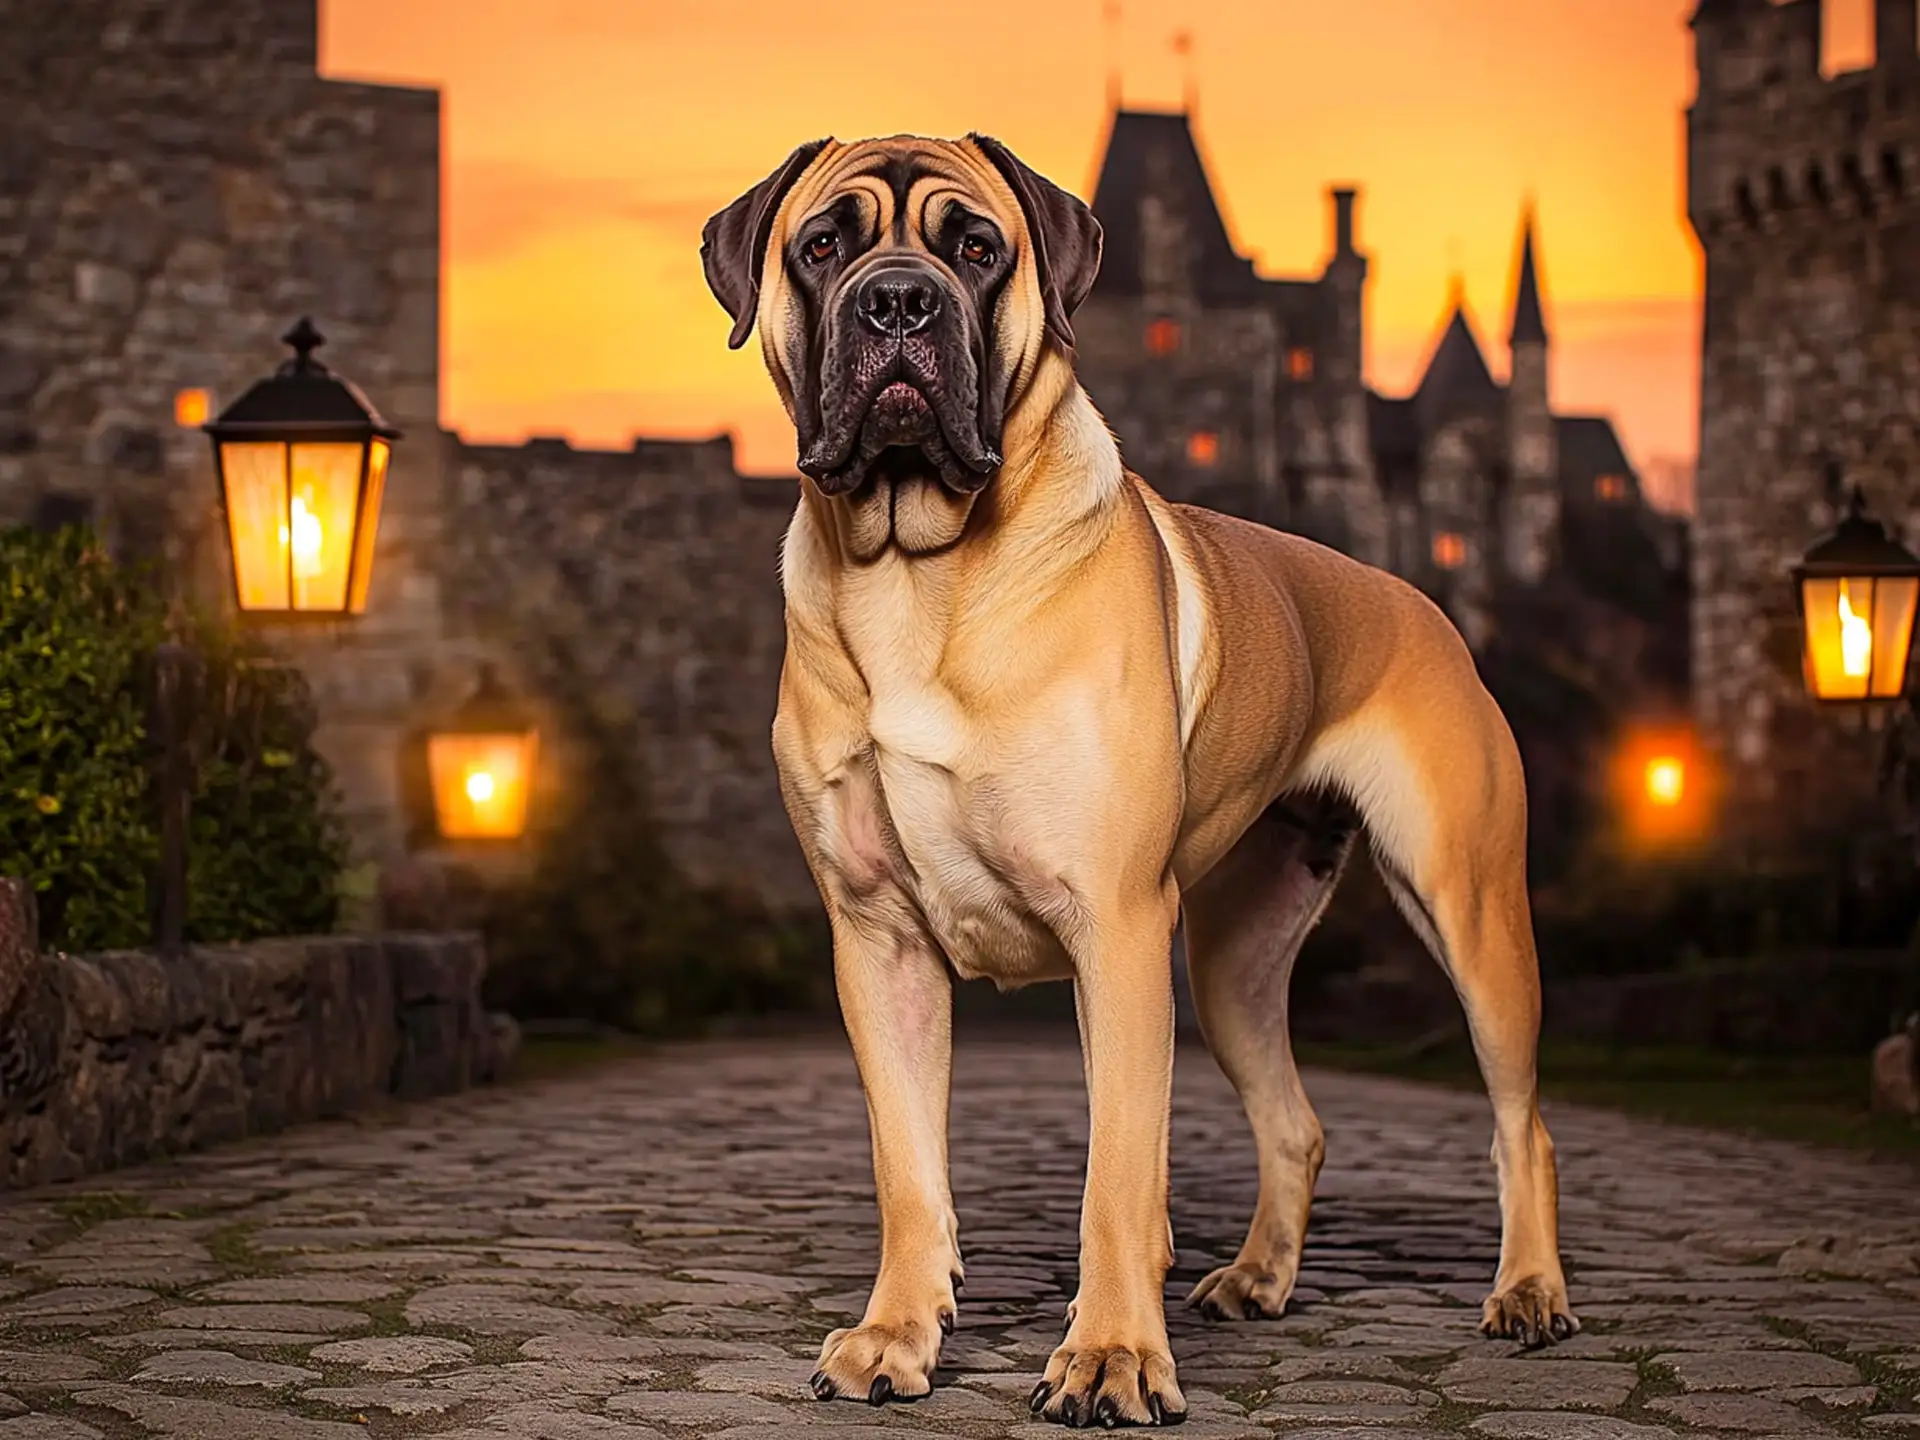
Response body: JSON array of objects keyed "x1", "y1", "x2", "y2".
[
  {"x1": 1033, "y1": 883, "x2": 1188, "y2": 1428},
  {"x1": 811, "y1": 907, "x2": 961, "y2": 1406}
]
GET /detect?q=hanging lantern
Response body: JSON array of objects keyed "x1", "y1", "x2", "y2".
[
  {"x1": 1791, "y1": 484, "x2": 1920, "y2": 703},
  {"x1": 202, "y1": 317, "x2": 400, "y2": 616},
  {"x1": 427, "y1": 665, "x2": 539, "y2": 841}
]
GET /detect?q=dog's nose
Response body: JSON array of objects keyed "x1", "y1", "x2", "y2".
[{"x1": 856, "y1": 269, "x2": 942, "y2": 337}]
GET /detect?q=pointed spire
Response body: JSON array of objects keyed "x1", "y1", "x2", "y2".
[{"x1": 1508, "y1": 201, "x2": 1548, "y2": 347}]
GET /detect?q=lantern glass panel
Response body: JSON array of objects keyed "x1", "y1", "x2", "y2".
[
  {"x1": 1800, "y1": 577, "x2": 1864, "y2": 700},
  {"x1": 286, "y1": 441, "x2": 365, "y2": 612},
  {"x1": 347, "y1": 437, "x2": 390, "y2": 614},
  {"x1": 428, "y1": 730, "x2": 538, "y2": 840},
  {"x1": 1871, "y1": 574, "x2": 1919, "y2": 697},
  {"x1": 1800, "y1": 574, "x2": 1919, "y2": 701},
  {"x1": 222, "y1": 440, "x2": 292, "y2": 611}
]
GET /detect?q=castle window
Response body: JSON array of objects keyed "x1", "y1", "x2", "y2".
[
  {"x1": 1595, "y1": 473, "x2": 1629, "y2": 503},
  {"x1": 1145, "y1": 318, "x2": 1182, "y2": 356},
  {"x1": 1735, "y1": 179, "x2": 1759, "y2": 227},
  {"x1": 1186, "y1": 431, "x2": 1220, "y2": 466},
  {"x1": 1766, "y1": 166, "x2": 1790, "y2": 210},
  {"x1": 1286, "y1": 346, "x2": 1315, "y2": 381},
  {"x1": 1432, "y1": 531, "x2": 1467, "y2": 570},
  {"x1": 1883, "y1": 145, "x2": 1906, "y2": 194},
  {"x1": 173, "y1": 388, "x2": 210, "y2": 428}
]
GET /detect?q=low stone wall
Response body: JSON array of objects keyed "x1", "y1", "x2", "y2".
[{"x1": 0, "y1": 879, "x2": 517, "y2": 1190}]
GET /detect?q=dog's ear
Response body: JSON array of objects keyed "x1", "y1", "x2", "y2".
[
  {"x1": 968, "y1": 133, "x2": 1104, "y2": 353},
  {"x1": 701, "y1": 139, "x2": 831, "y2": 350}
]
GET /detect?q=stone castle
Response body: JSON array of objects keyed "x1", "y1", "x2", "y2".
[
  {"x1": 1687, "y1": 0, "x2": 1920, "y2": 839},
  {"x1": 1073, "y1": 108, "x2": 1679, "y2": 653},
  {"x1": 3, "y1": 0, "x2": 1686, "y2": 921}
]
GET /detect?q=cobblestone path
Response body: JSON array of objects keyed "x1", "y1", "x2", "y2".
[{"x1": 0, "y1": 1036, "x2": 1916, "y2": 1439}]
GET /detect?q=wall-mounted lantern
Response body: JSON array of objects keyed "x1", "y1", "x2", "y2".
[
  {"x1": 202, "y1": 318, "x2": 399, "y2": 616},
  {"x1": 427, "y1": 665, "x2": 539, "y2": 842},
  {"x1": 1791, "y1": 484, "x2": 1920, "y2": 704}
]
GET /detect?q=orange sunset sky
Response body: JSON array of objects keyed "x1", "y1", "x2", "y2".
[{"x1": 319, "y1": 1, "x2": 1882, "y2": 509}]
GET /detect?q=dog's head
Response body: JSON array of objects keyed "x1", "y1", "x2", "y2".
[{"x1": 701, "y1": 134, "x2": 1102, "y2": 523}]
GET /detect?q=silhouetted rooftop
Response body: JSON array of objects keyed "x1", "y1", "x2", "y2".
[{"x1": 1413, "y1": 300, "x2": 1503, "y2": 432}]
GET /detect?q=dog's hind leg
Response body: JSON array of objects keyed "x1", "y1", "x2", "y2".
[
  {"x1": 1182, "y1": 789, "x2": 1358, "y2": 1322},
  {"x1": 1301, "y1": 682, "x2": 1577, "y2": 1349}
]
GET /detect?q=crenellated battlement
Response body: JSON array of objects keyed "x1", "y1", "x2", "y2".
[{"x1": 1689, "y1": 2, "x2": 1920, "y2": 236}]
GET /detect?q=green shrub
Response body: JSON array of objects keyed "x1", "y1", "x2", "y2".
[
  {"x1": 177, "y1": 619, "x2": 349, "y2": 944},
  {"x1": 0, "y1": 524, "x2": 347, "y2": 951},
  {"x1": 0, "y1": 526, "x2": 164, "y2": 950}
]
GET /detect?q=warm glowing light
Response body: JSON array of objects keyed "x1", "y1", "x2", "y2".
[
  {"x1": 281, "y1": 493, "x2": 325, "y2": 579},
  {"x1": 429, "y1": 731, "x2": 537, "y2": 840},
  {"x1": 1614, "y1": 723, "x2": 1714, "y2": 850},
  {"x1": 1595, "y1": 473, "x2": 1629, "y2": 502},
  {"x1": 1837, "y1": 583, "x2": 1871, "y2": 678},
  {"x1": 204, "y1": 319, "x2": 398, "y2": 618},
  {"x1": 1145, "y1": 319, "x2": 1182, "y2": 356},
  {"x1": 1287, "y1": 346, "x2": 1315, "y2": 381},
  {"x1": 222, "y1": 440, "x2": 368, "y2": 611},
  {"x1": 1432, "y1": 531, "x2": 1467, "y2": 569},
  {"x1": 1799, "y1": 572, "x2": 1920, "y2": 701},
  {"x1": 1187, "y1": 431, "x2": 1219, "y2": 466},
  {"x1": 173, "y1": 389, "x2": 210, "y2": 427},
  {"x1": 1644, "y1": 756, "x2": 1685, "y2": 808}
]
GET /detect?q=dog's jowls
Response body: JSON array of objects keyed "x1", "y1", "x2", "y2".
[{"x1": 702, "y1": 133, "x2": 1577, "y2": 1429}]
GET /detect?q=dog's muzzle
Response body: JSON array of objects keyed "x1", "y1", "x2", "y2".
[{"x1": 800, "y1": 259, "x2": 1001, "y2": 496}]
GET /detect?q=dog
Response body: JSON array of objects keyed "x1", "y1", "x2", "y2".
[{"x1": 701, "y1": 133, "x2": 1577, "y2": 1428}]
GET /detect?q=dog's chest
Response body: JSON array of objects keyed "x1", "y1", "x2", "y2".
[{"x1": 817, "y1": 629, "x2": 1071, "y2": 986}]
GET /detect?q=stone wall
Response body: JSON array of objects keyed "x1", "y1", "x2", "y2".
[
  {"x1": 441, "y1": 434, "x2": 814, "y2": 910},
  {"x1": 0, "y1": 0, "x2": 451, "y2": 880},
  {"x1": 1688, "y1": 5, "x2": 1920, "y2": 842},
  {"x1": 0, "y1": 880, "x2": 514, "y2": 1191}
]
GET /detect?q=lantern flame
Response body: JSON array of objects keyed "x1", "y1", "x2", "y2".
[
  {"x1": 1837, "y1": 583, "x2": 1872, "y2": 678},
  {"x1": 1644, "y1": 756, "x2": 1685, "y2": 808},
  {"x1": 465, "y1": 770, "x2": 496, "y2": 804}
]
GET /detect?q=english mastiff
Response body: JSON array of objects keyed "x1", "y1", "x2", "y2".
[{"x1": 701, "y1": 133, "x2": 1577, "y2": 1428}]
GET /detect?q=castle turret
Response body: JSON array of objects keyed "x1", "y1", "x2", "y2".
[
  {"x1": 1503, "y1": 205, "x2": 1556, "y2": 584},
  {"x1": 1315, "y1": 185, "x2": 1389, "y2": 567}
]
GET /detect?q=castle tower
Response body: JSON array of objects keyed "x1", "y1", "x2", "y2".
[
  {"x1": 1686, "y1": 0, "x2": 1920, "y2": 844},
  {"x1": 1502, "y1": 204, "x2": 1556, "y2": 584}
]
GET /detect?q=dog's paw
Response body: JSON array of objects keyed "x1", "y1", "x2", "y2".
[
  {"x1": 1186, "y1": 1260, "x2": 1293, "y2": 1322},
  {"x1": 810, "y1": 1315, "x2": 947, "y2": 1405},
  {"x1": 1029, "y1": 1339, "x2": 1186, "y2": 1427},
  {"x1": 1480, "y1": 1274, "x2": 1578, "y2": 1350}
]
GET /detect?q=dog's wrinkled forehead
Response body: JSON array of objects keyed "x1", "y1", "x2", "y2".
[{"x1": 776, "y1": 138, "x2": 1027, "y2": 265}]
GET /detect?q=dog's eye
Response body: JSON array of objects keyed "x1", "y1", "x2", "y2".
[
  {"x1": 803, "y1": 233, "x2": 837, "y2": 265},
  {"x1": 960, "y1": 236, "x2": 995, "y2": 267}
]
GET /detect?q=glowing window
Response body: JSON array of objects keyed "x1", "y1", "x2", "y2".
[
  {"x1": 1146, "y1": 318, "x2": 1181, "y2": 356},
  {"x1": 174, "y1": 388, "x2": 210, "y2": 428},
  {"x1": 1432, "y1": 531, "x2": 1467, "y2": 570},
  {"x1": 1187, "y1": 431, "x2": 1219, "y2": 466},
  {"x1": 1595, "y1": 473, "x2": 1629, "y2": 502},
  {"x1": 1286, "y1": 346, "x2": 1315, "y2": 381}
]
